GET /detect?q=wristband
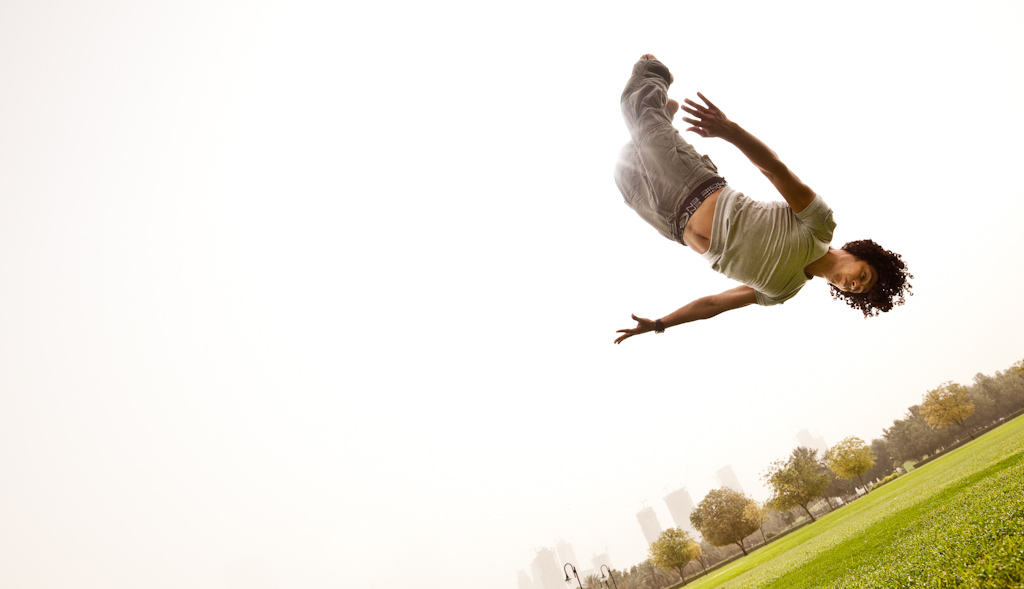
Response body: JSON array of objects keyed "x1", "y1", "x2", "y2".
[{"x1": 654, "y1": 319, "x2": 665, "y2": 333}]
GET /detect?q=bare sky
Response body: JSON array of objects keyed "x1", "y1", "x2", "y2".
[{"x1": 2, "y1": 1, "x2": 1023, "y2": 588}]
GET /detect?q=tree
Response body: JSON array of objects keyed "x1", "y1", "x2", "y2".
[
  {"x1": 762, "y1": 447, "x2": 830, "y2": 521},
  {"x1": 689, "y1": 488, "x2": 760, "y2": 556},
  {"x1": 635, "y1": 560, "x2": 674, "y2": 589},
  {"x1": 742, "y1": 500, "x2": 771, "y2": 545},
  {"x1": 969, "y1": 372, "x2": 1004, "y2": 425},
  {"x1": 921, "y1": 381, "x2": 976, "y2": 440},
  {"x1": 611, "y1": 567, "x2": 639, "y2": 589},
  {"x1": 994, "y1": 363, "x2": 1024, "y2": 413},
  {"x1": 648, "y1": 528, "x2": 701, "y2": 584},
  {"x1": 862, "y1": 438, "x2": 896, "y2": 482},
  {"x1": 695, "y1": 540, "x2": 724, "y2": 573},
  {"x1": 825, "y1": 436, "x2": 876, "y2": 488},
  {"x1": 606, "y1": 569, "x2": 634, "y2": 589},
  {"x1": 822, "y1": 463, "x2": 857, "y2": 506},
  {"x1": 883, "y1": 405, "x2": 955, "y2": 464},
  {"x1": 610, "y1": 569, "x2": 634, "y2": 589},
  {"x1": 1010, "y1": 357, "x2": 1024, "y2": 376}
]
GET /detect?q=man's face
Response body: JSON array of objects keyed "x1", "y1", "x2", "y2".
[{"x1": 833, "y1": 259, "x2": 877, "y2": 294}]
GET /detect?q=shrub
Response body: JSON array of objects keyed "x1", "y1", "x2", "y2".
[{"x1": 871, "y1": 472, "x2": 901, "y2": 490}]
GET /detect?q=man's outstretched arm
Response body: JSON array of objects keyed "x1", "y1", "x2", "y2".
[
  {"x1": 614, "y1": 285, "x2": 758, "y2": 344},
  {"x1": 680, "y1": 93, "x2": 816, "y2": 214}
]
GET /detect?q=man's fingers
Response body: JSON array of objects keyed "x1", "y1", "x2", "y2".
[
  {"x1": 697, "y1": 92, "x2": 718, "y2": 110},
  {"x1": 683, "y1": 98, "x2": 710, "y2": 114}
]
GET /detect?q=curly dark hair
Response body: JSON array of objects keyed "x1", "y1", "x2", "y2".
[{"x1": 831, "y1": 239, "x2": 913, "y2": 317}]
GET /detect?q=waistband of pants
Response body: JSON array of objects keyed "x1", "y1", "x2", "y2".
[{"x1": 677, "y1": 176, "x2": 728, "y2": 241}]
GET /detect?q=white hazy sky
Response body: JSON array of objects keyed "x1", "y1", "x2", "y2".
[{"x1": 2, "y1": 1, "x2": 1023, "y2": 588}]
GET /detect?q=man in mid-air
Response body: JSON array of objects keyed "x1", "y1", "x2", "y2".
[{"x1": 614, "y1": 54, "x2": 912, "y2": 344}]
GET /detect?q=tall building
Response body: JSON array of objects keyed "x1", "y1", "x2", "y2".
[
  {"x1": 636, "y1": 506, "x2": 663, "y2": 545},
  {"x1": 517, "y1": 570, "x2": 535, "y2": 589},
  {"x1": 716, "y1": 465, "x2": 744, "y2": 494},
  {"x1": 663, "y1": 487, "x2": 696, "y2": 533},
  {"x1": 591, "y1": 551, "x2": 613, "y2": 574},
  {"x1": 555, "y1": 539, "x2": 578, "y2": 569},
  {"x1": 530, "y1": 548, "x2": 563, "y2": 589},
  {"x1": 796, "y1": 429, "x2": 828, "y2": 455}
]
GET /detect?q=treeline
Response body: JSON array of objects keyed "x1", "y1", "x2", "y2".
[
  {"x1": 884, "y1": 358, "x2": 1024, "y2": 464},
  {"x1": 607, "y1": 357, "x2": 1024, "y2": 589}
]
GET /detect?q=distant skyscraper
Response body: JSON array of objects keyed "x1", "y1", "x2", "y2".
[
  {"x1": 530, "y1": 548, "x2": 563, "y2": 589},
  {"x1": 663, "y1": 487, "x2": 696, "y2": 533},
  {"x1": 716, "y1": 465, "x2": 744, "y2": 494},
  {"x1": 636, "y1": 506, "x2": 663, "y2": 545},
  {"x1": 555, "y1": 539, "x2": 578, "y2": 569},
  {"x1": 517, "y1": 570, "x2": 535, "y2": 589},
  {"x1": 796, "y1": 429, "x2": 828, "y2": 455},
  {"x1": 591, "y1": 551, "x2": 613, "y2": 573}
]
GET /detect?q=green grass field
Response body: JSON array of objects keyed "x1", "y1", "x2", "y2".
[{"x1": 684, "y1": 415, "x2": 1024, "y2": 589}]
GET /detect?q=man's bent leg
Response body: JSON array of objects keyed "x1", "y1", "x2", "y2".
[{"x1": 620, "y1": 58, "x2": 722, "y2": 226}]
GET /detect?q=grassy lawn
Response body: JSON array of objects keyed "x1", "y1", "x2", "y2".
[{"x1": 684, "y1": 415, "x2": 1024, "y2": 589}]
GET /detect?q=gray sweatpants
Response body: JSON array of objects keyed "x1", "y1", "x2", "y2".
[{"x1": 614, "y1": 58, "x2": 721, "y2": 244}]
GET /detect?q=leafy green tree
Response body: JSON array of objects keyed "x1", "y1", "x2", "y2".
[
  {"x1": 822, "y1": 461, "x2": 858, "y2": 505},
  {"x1": 883, "y1": 405, "x2": 957, "y2": 464},
  {"x1": 969, "y1": 372, "x2": 1004, "y2": 425},
  {"x1": 583, "y1": 574, "x2": 602, "y2": 589},
  {"x1": 613, "y1": 567, "x2": 638, "y2": 589},
  {"x1": 825, "y1": 436, "x2": 876, "y2": 488},
  {"x1": 648, "y1": 528, "x2": 701, "y2": 584},
  {"x1": 689, "y1": 487, "x2": 760, "y2": 556},
  {"x1": 921, "y1": 381, "x2": 976, "y2": 440},
  {"x1": 994, "y1": 364, "x2": 1024, "y2": 413},
  {"x1": 695, "y1": 540, "x2": 724, "y2": 573},
  {"x1": 635, "y1": 560, "x2": 674, "y2": 589},
  {"x1": 742, "y1": 500, "x2": 771, "y2": 544},
  {"x1": 1010, "y1": 357, "x2": 1024, "y2": 376},
  {"x1": 863, "y1": 438, "x2": 896, "y2": 482},
  {"x1": 762, "y1": 447, "x2": 830, "y2": 521},
  {"x1": 607, "y1": 569, "x2": 633, "y2": 589}
]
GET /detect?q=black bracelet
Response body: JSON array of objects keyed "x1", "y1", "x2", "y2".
[{"x1": 654, "y1": 319, "x2": 665, "y2": 333}]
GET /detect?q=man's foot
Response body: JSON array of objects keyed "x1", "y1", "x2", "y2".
[{"x1": 640, "y1": 53, "x2": 674, "y2": 85}]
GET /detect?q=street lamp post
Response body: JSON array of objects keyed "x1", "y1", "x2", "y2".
[
  {"x1": 599, "y1": 564, "x2": 619, "y2": 589},
  {"x1": 563, "y1": 563, "x2": 583, "y2": 589}
]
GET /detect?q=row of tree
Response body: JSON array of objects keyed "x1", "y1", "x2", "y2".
[
  {"x1": 885, "y1": 359, "x2": 1024, "y2": 464},
  {"x1": 630, "y1": 357, "x2": 1024, "y2": 588},
  {"x1": 637, "y1": 440, "x2": 870, "y2": 587}
]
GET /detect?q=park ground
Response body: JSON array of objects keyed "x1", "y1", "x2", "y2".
[{"x1": 682, "y1": 414, "x2": 1024, "y2": 589}]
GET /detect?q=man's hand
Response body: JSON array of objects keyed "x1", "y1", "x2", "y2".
[
  {"x1": 614, "y1": 314, "x2": 658, "y2": 344},
  {"x1": 685, "y1": 95, "x2": 816, "y2": 213},
  {"x1": 681, "y1": 93, "x2": 735, "y2": 139}
]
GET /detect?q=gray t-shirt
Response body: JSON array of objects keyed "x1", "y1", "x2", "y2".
[{"x1": 701, "y1": 186, "x2": 836, "y2": 306}]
